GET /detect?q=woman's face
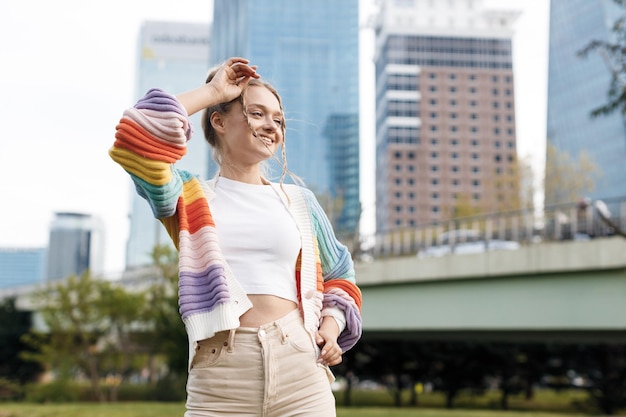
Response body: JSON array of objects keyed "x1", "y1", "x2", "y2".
[{"x1": 220, "y1": 86, "x2": 284, "y2": 165}]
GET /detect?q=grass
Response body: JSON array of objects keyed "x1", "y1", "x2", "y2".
[
  {"x1": 0, "y1": 402, "x2": 592, "y2": 417},
  {"x1": 2, "y1": 387, "x2": 619, "y2": 416}
]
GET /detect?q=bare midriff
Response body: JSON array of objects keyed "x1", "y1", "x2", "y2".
[{"x1": 239, "y1": 295, "x2": 298, "y2": 327}]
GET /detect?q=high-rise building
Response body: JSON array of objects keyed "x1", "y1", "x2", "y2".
[
  {"x1": 547, "y1": 0, "x2": 626, "y2": 203},
  {"x1": 125, "y1": 21, "x2": 211, "y2": 269},
  {"x1": 373, "y1": 0, "x2": 520, "y2": 232},
  {"x1": 0, "y1": 247, "x2": 46, "y2": 289},
  {"x1": 47, "y1": 212, "x2": 104, "y2": 281},
  {"x1": 211, "y1": 0, "x2": 361, "y2": 238}
]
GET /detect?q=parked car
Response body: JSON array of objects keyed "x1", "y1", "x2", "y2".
[{"x1": 418, "y1": 229, "x2": 521, "y2": 258}]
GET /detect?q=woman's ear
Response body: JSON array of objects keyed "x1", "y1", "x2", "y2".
[{"x1": 210, "y1": 111, "x2": 226, "y2": 133}]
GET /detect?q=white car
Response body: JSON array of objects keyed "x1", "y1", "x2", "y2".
[{"x1": 418, "y1": 229, "x2": 521, "y2": 258}]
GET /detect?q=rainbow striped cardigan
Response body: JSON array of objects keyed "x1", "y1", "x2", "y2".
[{"x1": 109, "y1": 89, "x2": 362, "y2": 365}]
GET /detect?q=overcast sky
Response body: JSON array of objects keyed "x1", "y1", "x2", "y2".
[{"x1": 0, "y1": 0, "x2": 549, "y2": 275}]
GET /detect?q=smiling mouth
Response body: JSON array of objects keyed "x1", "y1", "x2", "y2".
[{"x1": 257, "y1": 135, "x2": 274, "y2": 146}]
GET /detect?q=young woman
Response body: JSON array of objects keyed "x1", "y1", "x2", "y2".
[{"x1": 110, "y1": 57, "x2": 362, "y2": 416}]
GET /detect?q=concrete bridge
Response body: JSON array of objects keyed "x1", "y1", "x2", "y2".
[{"x1": 356, "y1": 236, "x2": 626, "y2": 344}]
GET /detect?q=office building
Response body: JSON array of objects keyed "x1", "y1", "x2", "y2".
[
  {"x1": 0, "y1": 248, "x2": 46, "y2": 289},
  {"x1": 211, "y1": 0, "x2": 361, "y2": 238},
  {"x1": 125, "y1": 21, "x2": 211, "y2": 268},
  {"x1": 547, "y1": 0, "x2": 626, "y2": 204},
  {"x1": 47, "y1": 212, "x2": 104, "y2": 281},
  {"x1": 373, "y1": 0, "x2": 520, "y2": 232}
]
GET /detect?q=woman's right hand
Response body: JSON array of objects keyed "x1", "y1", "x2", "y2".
[
  {"x1": 207, "y1": 57, "x2": 260, "y2": 103},
  {"x1": 177, "y1": 57, "x2": 259, "y2": 116}
]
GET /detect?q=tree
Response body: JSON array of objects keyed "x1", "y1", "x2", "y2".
[
  {"x1": 0, "y1": 298, "x2": 42, "y2": 386},
  {"x1": 544, "y1": 143, "x2": 600, "y2": 206},
  {"x1": 147, "y1": 244, "x2": 188, "y2": 378},
  {"x1": 577, "y1": 0, "x2": 626, "y2": 118},
  {"x1": 22, "y1": 270, "x2": 151, "y2": 401}
]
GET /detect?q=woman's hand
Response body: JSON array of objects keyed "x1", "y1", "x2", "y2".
[
  {"x1": 207, "y1": 57, "x2": 260, "y2": 103},
  {"x1": 316, "y1": 317, "x2": 343, "y2": 366},
  {"x1": 177, "y1": 57, "x2": 259, "y2": 116}
]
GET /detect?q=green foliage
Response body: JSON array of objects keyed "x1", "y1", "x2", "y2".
[
  {"x1": 0, "y1": 298, "x2": 42, "y2": 384},
  {"x1": 24, "y1": 380, "x2": 82, "y2": 403},
  {"x1": 21, "y1": 270, "x2": 153, "y2": 401},
  {"x1": 0, "y1": 377, "x2": 22, "y2": 401},
  {"x1": 544, "y1": 143, "x2": 600, "y2": 206},
  {"x1": 147, "y1": 245, "x2": 188, "y2": 376}
]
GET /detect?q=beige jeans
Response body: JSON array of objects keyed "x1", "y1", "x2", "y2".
[{"x1": 184, "y1": 309, "x2": 336, "y2": 417}]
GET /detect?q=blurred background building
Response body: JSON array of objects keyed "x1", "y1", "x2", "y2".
[
  {"x1": 211, "y1": 0, "x2": 361, "y2": 239},
  {"x1": 546, "y1": 0, "x2": 626, "y2": 203},
  {"x1": 373, "y1": 0, "x2": 521, "y2": 232},
  {"x1": 46, "y1": 212, "x2": 104, "y2": 281},
  {"x1": 125, "y1": 21, "x2": 211, "y2": 269},
  {"x1": 0, "y1": 248, "x2": 46, "y2": 289}
]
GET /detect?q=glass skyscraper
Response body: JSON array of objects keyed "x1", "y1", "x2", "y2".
[
  {"x1": 47, "y1": 212, "x2": 104, "y2": 281},
  {"x1": 0, "y1": 247, "x2": 46, "y2": 289},
  {"x1": 547, "y1": 0, "x2": 626, "y2": 202},
  {"x1": 125, "y1": 21, "x2": 211, "y2": 268},
  {"x1": 211, "y1": 0, "x2": 361, "y2": 239}
]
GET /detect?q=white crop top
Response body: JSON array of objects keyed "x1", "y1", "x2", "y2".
[{"x1": 210, "y1": 177, "x2": 301, "y2": 303}]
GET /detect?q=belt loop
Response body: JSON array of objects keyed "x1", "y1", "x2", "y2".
[
  {"x1": 276, "y1": 322, "x2": 288, "y2": 344},
  {"x1": 227, "y1": 329, "x2": 236, "y2": 352}
]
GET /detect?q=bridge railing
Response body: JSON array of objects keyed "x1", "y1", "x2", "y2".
[{"x1": 369, "y1": 196, "x2": 626, "y2": 259}]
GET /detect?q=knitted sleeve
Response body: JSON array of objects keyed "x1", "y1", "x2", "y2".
[
  {"x1": 301, "y1": 189, "x2": 362, "y2": 352},
  {"x1": 109, "y1": 88, "x2": 193, "y2": 243}
]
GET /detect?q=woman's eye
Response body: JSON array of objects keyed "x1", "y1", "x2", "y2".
[
  {"x1": 250, "y1": 111, "x2": 263, "y2": 117},
  {"x1": 274, "y1": 119, "x2": 283, "y2": 126}
]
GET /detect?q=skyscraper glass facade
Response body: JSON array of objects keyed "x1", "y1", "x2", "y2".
[
  {"x1": 547, "y1": 0, "x2": 626, "y2": 202},
  {"x1": 47, "y1": 212, "x2": 104, "y2": 281},
  {"x1": 0, "y1": 248, "x2": 46, "y2": 289},
  {"x1": 211, "y1": 0, "x2": 361, "y2": 237},
  {"x1": 125, "y1": 22, "x2": 210, "y2": 268}
]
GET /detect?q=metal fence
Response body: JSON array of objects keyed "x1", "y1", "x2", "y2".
[{"x1": 369, "y1": 196, "x2": 626, "y2": 259}]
